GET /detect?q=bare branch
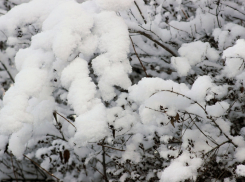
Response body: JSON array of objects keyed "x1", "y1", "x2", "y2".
[
  {"x1": 129, "y1": 36, "x2": 149, "y2": 77},
  {"x1": 0, "y1": 60, "x2": 15, "y2": 83},
  {"x1": 129, "y1": 30, "x2": 179, "y2": 57},
  {"x1": 55, "y1": 111, "x2": 77, "y2": 130},
  {"x1": 10, "y1": 153, "x2": 18, "y2": 182},
  {"x1": 134, "y1": 1, "x2": 147, "y2": 24},
  {"x1": 97, "y1": 143, "x2": 125, "y2": 152},
  {"x1": 23, "y1": 154, "x2": 60, "y2": 181}
]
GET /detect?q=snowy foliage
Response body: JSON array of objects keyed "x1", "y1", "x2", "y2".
[{"x1": 0, "y1": 0, "x2": 245, "y2": 181}]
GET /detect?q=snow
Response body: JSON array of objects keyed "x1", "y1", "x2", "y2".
[
  {"x1": 178, "y1": 41, "x2": 219, "y2": 65},
  {"x1": 171, "y1": 57, "x2": 191, "y2": 76},
  {"x1": 8, "y1": 124, "x2": 32, "y2": 159},
  {"x1": 161, "y1": 152, "x2": 202, "y2": 182},
  {"x1": 0, "y1": 0, "x2": 245, "y2": 181},
  {"x1": 222, "y1": 39, "x2": 245, "y2": 77},
  {"x1": 95, "y1": 0, "x2": 134, "y2": 11},
  {"x1": 236, "y1": 165, "x2": 245, "y2": 176},
  {"x1": 92, "y1": 11, "x2": 132, "y2": 101}
]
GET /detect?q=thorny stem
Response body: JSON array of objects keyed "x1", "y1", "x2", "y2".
[
  {"x1": 23, "y1": 154, "x2": 60, "y2": 181},
  {"x1": 129, "y1": 36, "x2": 149, "y2": 77}
]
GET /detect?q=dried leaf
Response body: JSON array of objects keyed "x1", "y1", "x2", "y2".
[
  {"x1": 113, "y1": 129, "x2": 115, "y2": 138},
  {"x1": 64, "y1": 150, "x2": 70, "y2": 164},
  {"x1": 59, "y1": 151, "x2": 63, "y2": 163},
  {"x1": 170, "y1": 117, "x2": 175, "y2": 128},
  {"x1": 240, "y1": 87, "x2": 244, "y2": 93},
  {"x1": 175, "y1": 113, "x2": 180, "y2": 121},
  {"x1": 53, "y1": 111, "x2": 57, "y2": 122}
]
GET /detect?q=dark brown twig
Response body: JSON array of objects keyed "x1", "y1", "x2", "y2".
[
  {"x1": 55, "y1": 111, "x2": 77, "y2": 130},
  {"x1": 134, "y1": 1, "x2": 147, "y2": 24},
  {"x1": 181, "y1": 9, "x2": 188, "y2": 19},
  {"x1": 150, "y1": 90, "x2": 238, "y2": 148},
  {"x1": 0, "y1": 60, "x2": 15, "y2": 83},
  {"x1": 23, "y1": 154, "x2": 60, "y2": 181},
  {"x1": 97, "y1": 143, "x2": 125, "y2": 152},
  {"x1": 129, "y1": 30, "x2": 179, "y2": 57},
  {"x1": 92, "y1": 167, "x2": 108, "y2": 182},
  {"x1": 101, "y1": 140, "x2": 109, "y2": 182},
  {"x1": 10, "y1": 153, "x2": 18, "y2": 182},
  {"x1": 220, "y1": 2, "x2": 245, "y2": 16},
  {"x1": 129, "y1": 36, "x2": 149, "y2": 77}
]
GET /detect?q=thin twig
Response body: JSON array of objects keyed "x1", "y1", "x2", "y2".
[
  {"x1": 23, "y1": 154, "x2": 60, "y2": 181},
  {"x1": 151, "y1": 89, "x2": 208, "y2": 114},
  {"x1": 129, "y1": 30, "x2": 179, "y2": 57},
  {"x1": 134, "y1": 1, "x2": 147, "y2": 24},
  {"x1": 150, "y1": 90, "x2": 238, "y2": 148},
  {"x1": 189, "y1": 114, "x2": 218, "y2": 145},
  {"x1": 205, "y1": 140, "x2": 230, "y2": 156},
  {"x1": 129, "y1": 36, "x2": 149, "y2": 77},
  {"x1": 97, "y1": 143, "x2": 125, "y2": 152},
  {"x1": 220, "y1": 2, "x2": 245, "y2": 16},
  {"x1": 55, "y1": 111, "x2": 77, "y2": 130},
  {"x1": 0, "y1": 60, "x2": 15, "y2": 83},
  {"x1": 101, "y1": 139, "x2": 109, "y2": 182},
  {"x1": 166, "y1": 23, "x2": 191, "y2": 36},
  {"x1": 10, "y1": 153, "x2": 18, "y2": 182},
  {"x1": 46, "y1": 134, "x2": 67, "y2": 142},
  {"x1": 181, "y1": 9, "x2": 188, "y2": 19},
  {"x1": 92, "y1": 167, "x2": 108, "y2": 182}
]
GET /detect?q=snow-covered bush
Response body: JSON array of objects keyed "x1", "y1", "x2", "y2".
[{"x1": 1, "y1": 0, "x2": 245, "y2": 181}]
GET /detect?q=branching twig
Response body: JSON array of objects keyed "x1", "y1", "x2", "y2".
[
  {"x1": 23, "y1": 154, "x2": 60, "y2": 181},
  {"x1": 129, "y1": 30, "x2": 179, "y2": 57},
  {"x1": 10, "y1": 153, "x2": 18, "y2": 182},
  {"x1": 46, "y1": 134, "x2": 67, "y2": 142},
  {"x1": 150, "y1": 90, "x2": 238, "y2": 148}
]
